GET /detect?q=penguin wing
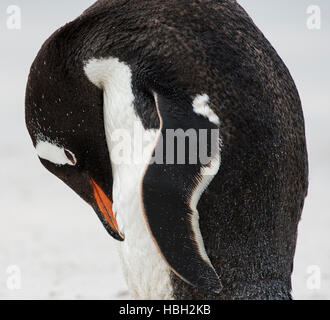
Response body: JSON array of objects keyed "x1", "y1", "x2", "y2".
[{"x1": 141, "y1": 92, "x2": 222, "y2": 293}]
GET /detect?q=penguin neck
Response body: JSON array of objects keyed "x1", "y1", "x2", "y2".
[{"x1": 90, "y1": 57, "x2": 174, "y2": 299}]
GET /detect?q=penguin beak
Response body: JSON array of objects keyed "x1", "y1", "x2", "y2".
[{"x1": 90, "y1": 179, "x2": 125, "y2": 241}]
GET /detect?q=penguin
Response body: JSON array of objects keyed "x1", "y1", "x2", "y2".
[{"x1": 25, "y1": 0, "x2": 308, "y2": 300}]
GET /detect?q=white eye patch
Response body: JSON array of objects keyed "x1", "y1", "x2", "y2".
[{"x1": 35, "y1": 140, "x2": 77, "y2": 166}]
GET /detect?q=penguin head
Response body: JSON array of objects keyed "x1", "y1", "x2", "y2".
[{"x1": 25, "y1": 43, "x2": 124, "y2": 242}]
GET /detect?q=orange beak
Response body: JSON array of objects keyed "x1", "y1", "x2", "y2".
[{"x1": 90, "y1": 178, "x2": 124, "y2": 241}]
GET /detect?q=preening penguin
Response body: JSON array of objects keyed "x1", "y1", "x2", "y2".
[{"x1": 25, "y1": 0, "x2": 308, "y2": 300}]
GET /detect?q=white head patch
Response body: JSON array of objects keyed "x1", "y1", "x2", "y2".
[
  {"x1": 35, "y1": 140, "x2": 76, "y2": 166},
  {"x1": 193, "y1": 94, "x2": 220, "y2": 126}
]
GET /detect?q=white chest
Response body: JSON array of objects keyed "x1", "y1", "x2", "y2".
[{"x1": 84, "y1": 57, "x2": 173, "y2": 300}]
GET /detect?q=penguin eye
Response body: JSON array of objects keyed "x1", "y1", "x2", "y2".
[{"x1": 64, "y1": 149, "x2": 77, "y2": 165}]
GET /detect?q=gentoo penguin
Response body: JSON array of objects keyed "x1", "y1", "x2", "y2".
[{"x1": 25, "y1": 0, "x2": 308, "y2": 300}]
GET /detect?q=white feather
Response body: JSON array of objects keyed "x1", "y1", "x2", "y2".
[
  {"x1": 35, "y1": 140, "x2": 76, "y2": 166},
  {"x1": 193, "y1": 94, "x2": 220, "y2": 125},
  {"x1": 84, "y1": 57, "x2": 173, "y2": 300}
]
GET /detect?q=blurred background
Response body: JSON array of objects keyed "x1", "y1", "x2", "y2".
[{"x1": 0, "y1": 0, "x2": 329, "y2": 299}]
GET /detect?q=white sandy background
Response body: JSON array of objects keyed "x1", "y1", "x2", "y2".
[{"x1": 0, "y1": 0, "x2": 329, "y2": 299}]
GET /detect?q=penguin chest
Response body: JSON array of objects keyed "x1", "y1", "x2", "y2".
[
  {"x1": 85, "y1": 57, "x2": 173, "y2": 299},
  {"x1": 111, "y1": 153, "x2": 172, "y2": 300}
]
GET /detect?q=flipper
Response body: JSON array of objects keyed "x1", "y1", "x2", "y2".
[{"x1": 141, "y1": 93, "x2": 222, "y2": 293}]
